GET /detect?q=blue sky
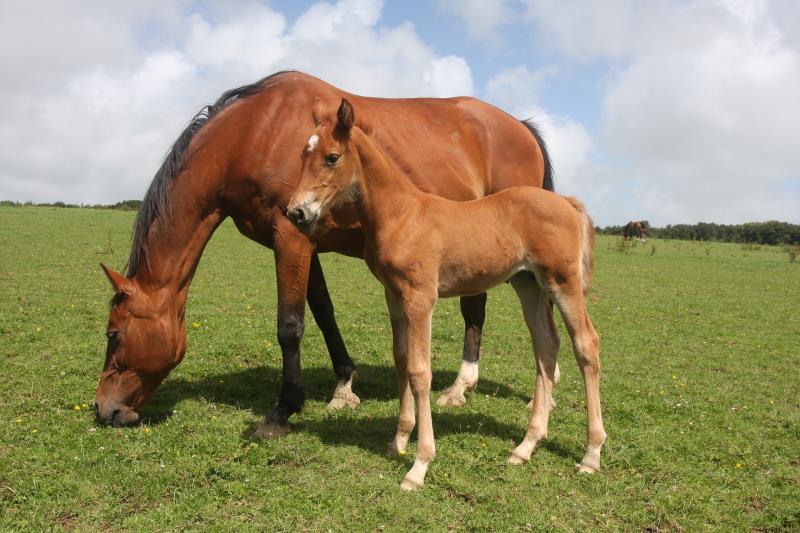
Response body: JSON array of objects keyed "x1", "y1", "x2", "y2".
[{"x1": 1, "y1": 0, "x2": 798, "y2": 226}]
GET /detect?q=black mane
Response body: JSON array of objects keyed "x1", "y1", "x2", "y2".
[{"x1": 125, "y1": 70, "x2": 293, "y2": 277}]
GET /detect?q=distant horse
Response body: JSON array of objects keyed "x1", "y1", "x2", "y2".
[
  {"x1": 287, "y1": 99, "x2": 605, "y2": 490},
  {"x1": 95, "y1": 71, "x2": 555, "y2": 434},
  {"x1": 624, "y1": 220, "x2": 646, "y2": 241}
]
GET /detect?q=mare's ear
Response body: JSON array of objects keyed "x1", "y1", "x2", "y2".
[
  {"x1": 100, "y1": 263, "x2": 134, "y2": 295},
  {"x1": 337, "y1": 98, "x2": 354, "y2": 133},
  {"x1": 312, "y1": 97, "x2": 327, "y2": 126}
]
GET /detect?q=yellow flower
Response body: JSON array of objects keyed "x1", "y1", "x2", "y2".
[
  {"x1": 192, "y1": 322, "x2": 201, "y2": 328},
  {"x1": 15, "y1": 418, "x2": 22, "y2": 424},
  {"x1": 211, "y1": 415, "x2": 218, "y2": 421},
  {"x1": 769, "y1": 400, "x2": 774, "y2": 405},
  {"x1": 73, "y1": 405, "x2": 81, "y2": 411},
  {"x1": 143, "y1": 427, "x2": 150, "y2": 433},
  {"x1": 481, "y1": 443, "x2": 487, "y2": 448},
  {"x1": 736, "y1": 463, "x2": 742, "y2": 468},
  {"x1": 32, "y1": 429, "x2": 38, "y2": 433}
]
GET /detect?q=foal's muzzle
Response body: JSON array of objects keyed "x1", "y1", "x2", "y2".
[{"x1": 286, "y1": 204, "x2": 317, "y2": 231}]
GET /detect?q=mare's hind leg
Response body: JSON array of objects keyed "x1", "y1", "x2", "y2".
[
  {"x1": 385, "y1": 291, "x2": 415, "y2": 457},
  {"x1": 437, "y1": 293, "x2": 486, "y2": 408},
  {"x1": 552, "y1": 284, "x2": 606, "y2": 473},
  {"x1": 507, "y1": 274, "x2": 561, "y2": 465},
  {"x1": 306, "y1": 255, "x2": 360, "y2": 411}
]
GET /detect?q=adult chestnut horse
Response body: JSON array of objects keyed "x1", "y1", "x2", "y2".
[
  {"x1": 95, "y1": 71, "x2": 554, "y2": 434},
  {"x1": 286, "y1": 98, "x2": 603, "y2": 489},
  {"x1": 623, "y1": 220, "x2": 646, "y2": 241}
]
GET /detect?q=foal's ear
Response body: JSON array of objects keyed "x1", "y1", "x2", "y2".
[
  {"x1": 337, "y1": 98, "x2": 354, "y2": 132},
  {"x1": 100, "y1": 263, "x2": 134, "y2": 295}
]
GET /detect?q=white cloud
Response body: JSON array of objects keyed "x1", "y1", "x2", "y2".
[
  {"x1": 483, "y1": 65, "x2": 613, "y2": 219},
  {"x1": 525, "y1": 0, "x2": 800, "y2": 224},
  {"x1": 434, "y1": 0, "x2": 516, "y2": 43},
  {"x1": 0, "y1": 0, "x2": 474, "y2": 204}
]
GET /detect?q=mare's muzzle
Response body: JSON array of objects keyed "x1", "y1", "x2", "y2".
[{"x1": 94, "y1": 400, "x2": 140, "y2": 427}]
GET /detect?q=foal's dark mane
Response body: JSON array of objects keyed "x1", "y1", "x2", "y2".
[{"x1": 125, "y1": 70, "x2": 294, "y2": 277}]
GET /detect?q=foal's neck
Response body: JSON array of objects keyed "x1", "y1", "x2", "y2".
[{"x1": 351, "y1": 128, "x2": 422, "y2": 237}]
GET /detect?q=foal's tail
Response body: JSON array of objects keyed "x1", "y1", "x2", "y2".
[{"x1": 564, "y1": 196, "x2": 595, "y2": 294}]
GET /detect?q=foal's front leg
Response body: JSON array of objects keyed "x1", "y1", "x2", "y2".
[
  {"x1": 385, "y1": 292, "x2": 414, "y2": 457},
  {"x1": 398, "y1": 290, "x2": 437, "y2": 491}
]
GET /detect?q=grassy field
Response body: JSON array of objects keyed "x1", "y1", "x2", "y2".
[{"x1": 1, "y1": 205, "x2": 798, "y2": 531}]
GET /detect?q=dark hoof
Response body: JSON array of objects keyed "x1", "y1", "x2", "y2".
[{"x1": 253, "y1": 420, "x2": 291, "y2": 439}]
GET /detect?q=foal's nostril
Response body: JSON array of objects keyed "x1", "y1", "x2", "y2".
[{"x1": 293, "y1": 207, "x2": 306, "y2": 223}]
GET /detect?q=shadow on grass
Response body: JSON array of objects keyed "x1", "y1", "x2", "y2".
[
  {"x1": 138, "y1": 363, "x2": 579, "y2": 462},
  {"x1": 142, "y1": 363, "x2": 529, "y2": 421}
]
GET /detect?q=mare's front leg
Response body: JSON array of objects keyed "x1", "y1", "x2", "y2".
[
  {"x1": 255, "y1": 217, "x2": 313, "y2": 438},
  {"x1": 437, "y1": 293, "x2": 486, "y2": 408},
  {"x1": 395, "y1": 288, "x2": 437, "y2": 491},
  {"x1": 306, "y1": 254, "x2": 359, "y2": 410}
]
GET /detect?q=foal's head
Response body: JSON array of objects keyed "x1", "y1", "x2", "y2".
[{"x1": 287, "y1": 98, "x2": 358, "y2": 233}]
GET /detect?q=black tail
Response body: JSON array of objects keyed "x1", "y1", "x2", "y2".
[{"x1": 520, "y1": 119, "x2": 555, "y2": 192}]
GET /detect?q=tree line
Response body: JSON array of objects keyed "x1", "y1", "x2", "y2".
[
  {"x1": 0, "y1": 199, "x2": 142, "y2": 211},
  {"x1": 597, "y1": 220, "x2": 800, "y2": 245}
]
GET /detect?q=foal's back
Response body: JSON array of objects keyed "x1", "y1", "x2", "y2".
[{"x1": 407, "y1": 186, "x2": 587, "y2": 298}]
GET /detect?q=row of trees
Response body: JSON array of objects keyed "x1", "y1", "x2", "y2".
[
  {"x1": 0, "y1": 199, "x2": 142, "y2": 210},
  {"x1": 597, "y1": 220, "x2": 800, "y2": 245}
]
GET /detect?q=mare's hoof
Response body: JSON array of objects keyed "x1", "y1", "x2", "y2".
[
  {"x1": 577, "y1": 462, "x2": 599, "y2": 474},
  {"x1": 253, "y1": 421, "x2": 291, "y2": 439},
  {"x1": 436, "y1": 389, "x2": 466, "y2": 408},
  {"x1": 326, "y1": 392, "x2": 360, "y2": 411}
]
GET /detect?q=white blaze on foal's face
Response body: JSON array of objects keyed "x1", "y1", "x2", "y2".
[{"x1": 306, "y1": 134, "x2": 319, "y2": 153}]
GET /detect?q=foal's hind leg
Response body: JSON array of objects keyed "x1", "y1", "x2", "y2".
[
  {"x1": 437, "y1": 293, "x2": 486, "y2": 408},
  {"x1": 507, "y1": 274, "x2": 561, "y2": 465},
  {"x1": 551, "y1": 285, "x2": 606, "y2": 473}
]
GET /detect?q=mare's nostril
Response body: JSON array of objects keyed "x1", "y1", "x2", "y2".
[
  {"x1": 111, "y1": 408, "x2": 121, "y2": 423},
  {"x1": 293, "y1": 207, "x2": 306, "y2": 223}
]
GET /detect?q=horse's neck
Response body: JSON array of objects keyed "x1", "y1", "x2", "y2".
[
  {"x1": 352, "y1": 128, "x2": 421, "y2": 238},
  {"x1": 132, "y1": 172, "x2": 224, "y2": 298}
]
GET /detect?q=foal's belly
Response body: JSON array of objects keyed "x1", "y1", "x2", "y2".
[{"x1": 436, "y1": 259, "x2": 528, "y2": 298}]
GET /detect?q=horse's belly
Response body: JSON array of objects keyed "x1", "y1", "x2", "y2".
[{"x1": 437, "y1": 261, "x2": 524, "y2": 298}]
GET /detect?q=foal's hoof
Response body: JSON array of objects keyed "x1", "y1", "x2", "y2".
[
  {"x1": 436, "y1": 388, "x2": 466, "y2": 408},
  {"x1": 253, "y1": 420, "x2": 291, "y2": 439},
  {"x1": 386, "y1": 442, "x2": 407, "y2": 458},
  {"x1": 526, "y1": 399, "x2": 533, "y2": 410},
  {"x1": 400, "y1": 477, "x2": 423, "y2": 491},
  {"x1": 577, "y1": 463, "x2": 598, "y2": 474},
  {"x1": 326, "y1": 391, "x2": 361, "y2": 411},
  {"x1": 507, "y1": 453, "x2": 527, "y2": 466}
]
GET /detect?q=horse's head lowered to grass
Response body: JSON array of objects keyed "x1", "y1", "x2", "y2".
[{"x1": 95, "y1": 264, "x2": 187, "y2": 426}]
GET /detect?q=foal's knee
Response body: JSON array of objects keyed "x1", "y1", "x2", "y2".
[{"x1": 407, "y1": 367, "x2": 432, "y2": 395}]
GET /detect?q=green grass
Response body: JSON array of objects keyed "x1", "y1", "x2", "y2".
[{"x1": 1, "y1": 206, "x2": 798, "y2": 531}]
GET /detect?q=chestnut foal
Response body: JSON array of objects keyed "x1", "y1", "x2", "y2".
[{"x1": 287, "y1": 99, "x2": 606, "y2": 490}]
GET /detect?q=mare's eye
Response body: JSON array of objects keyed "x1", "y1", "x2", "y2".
[
  {"x1": 325, "y1": 153, "x2": 339, "y2": 166},
  {"x1": 107, "y1": 331, "x2": 119, "y2": 341}
]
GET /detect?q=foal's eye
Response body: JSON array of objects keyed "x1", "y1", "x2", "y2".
[
  {"x1": 106, "y1": 331, "x2": 119, "y2": 341},
  {"x1": 325, "y1": 153, "x2": 339, "y2": 166}
]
